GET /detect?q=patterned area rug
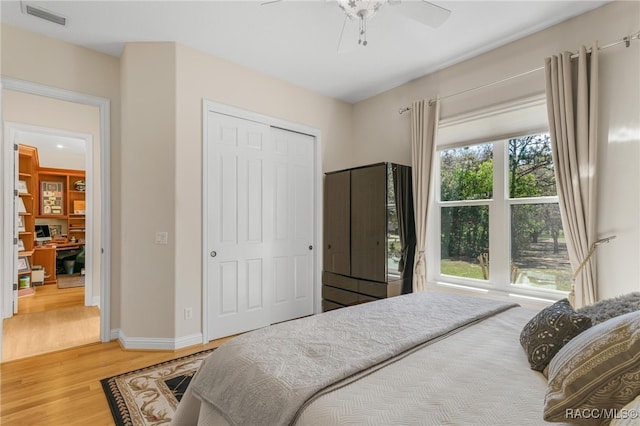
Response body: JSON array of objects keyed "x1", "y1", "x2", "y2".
[{"x1": 101, "y1": 349, "x2": 215, "y2": 426}]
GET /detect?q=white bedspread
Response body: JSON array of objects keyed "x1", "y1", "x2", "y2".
[
  {"x1": 297, "y1": 305, "x2": 559, "y2": 425},
  {"x1": 187, "y1": 292, "x2": 516, "y2": 426}
]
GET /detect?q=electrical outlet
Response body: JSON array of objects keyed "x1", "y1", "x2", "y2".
[
  {"x1": 184, "y1": 307, "x2": 193, "y2": 320},
  {"x1": 155, "y1": 231, "x2": 168, "y2": 245}
]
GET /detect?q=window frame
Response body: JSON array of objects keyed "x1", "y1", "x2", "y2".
[{"x1": 430, "y1": 132, "x2": 570, "y2": 301}]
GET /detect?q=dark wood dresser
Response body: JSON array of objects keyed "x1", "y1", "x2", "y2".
[{"x1": 322, "y1": 162, "x2": 414, "y2": 311}]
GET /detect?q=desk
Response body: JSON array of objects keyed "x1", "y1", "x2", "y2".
[
  {"x1": 32, "y1": 246, "x2": 57, "y2": 285},
  {"x1": 33, "y1": 243, "x2": 85, "y2": 284},
  {"x1": 54, "y1": 242, "x2": 85, "y2": 252}
]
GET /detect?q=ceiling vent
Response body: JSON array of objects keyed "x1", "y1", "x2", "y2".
[{"x1": 22, "y1": 3, "x2": 67, "y2": 26}]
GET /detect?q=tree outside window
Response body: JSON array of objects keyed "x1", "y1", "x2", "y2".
[{"x1": 437, "y1": 133, "x2": 571, "y2": 293}]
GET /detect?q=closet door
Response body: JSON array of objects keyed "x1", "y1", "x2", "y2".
[
  {"x1": 269, "y1": 127, "x2": 315, "y2": 324},
  {"x1": 351, "y1": 164, "x2": 386, "y2": 282},
  {"x1": 206, "y1": 112, "x2": 273, "y2": 340},
  {"x1": 205, "y1": 111, "x2": 316, "y2": 341},
  {"x1": 323, "y1": 171, "x2": 350, "y2": 276}
]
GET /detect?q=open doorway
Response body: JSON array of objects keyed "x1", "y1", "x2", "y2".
[
  {"x1": 1, "y1": 83, "x2": 111, "y2": 362},
  {"x1": 3, "y1": 125, "x2": 98, "y2": 361}
]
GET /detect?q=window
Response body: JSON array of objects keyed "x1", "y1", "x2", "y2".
[{"x1": 435, "y1": 133, "x2": 571, "y2": 296}]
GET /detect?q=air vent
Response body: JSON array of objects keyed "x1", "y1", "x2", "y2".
[{"x1": 23, "y1": 3, "x2": 67, "y2": 26}]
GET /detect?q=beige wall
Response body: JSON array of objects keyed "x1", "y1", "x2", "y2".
[
  {"x1": 2, "y1": 89, "x2": 101, "y2": 301},
  {"x1": 3, "y1": 1, "x2": 637, "y2": 344},
  {"x1": 174, "y1": 43, "x2": 353, "y2": 338},
  {"x1": 119, "y1": 43, "x2": 177, "y2": 338},
  {"x1": 118, "y1": 41, "x2": 352, "y2": 340},
  {"x1": 1, "y1": 22, "x2": 352, "y2": 343},
  {"x1": 1, "y1": 24, "x2": 122, "y2": 329},
  {"x1": 351, "y1": 1, "x2": 640, "y2": 299}
]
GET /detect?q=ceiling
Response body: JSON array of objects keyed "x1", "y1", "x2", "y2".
[
  {"x1": 16, "y1": 131, "x2": 86, "y2": 155},
  {"x1": 1, "y1": 1, "x2": 609, "y2": 103}
]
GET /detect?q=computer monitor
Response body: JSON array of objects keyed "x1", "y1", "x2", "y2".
[{"x1": 35, "y1": 224, "x2": 52, "y2": 243}]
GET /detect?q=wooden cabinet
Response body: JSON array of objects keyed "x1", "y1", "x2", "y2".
[
  {"x1": 38, "y1": 167, "x2": 86, "y2": 243},
  {"x1": 18, "y1": 145, "x2": 37, "y2": 253},
  {"x1": 322, "y1": 163, "x2": 415, "y2": 311},
  {"x1": 351, "y1": 164, "x2": 387, "y2": 282},
  {"x1": 323, "y1": 171, "x2": 351, "y2": 275},
  {"x1": 17, "y1": 145, "x2": 38, "y2": 287},
  {"x1": 67, "y1": 173, "x2": 86, "y2": 243},
  {"x1": 15, "y1": 146, "x2": 86, "y2": 288},
  {"x1": 32, "y1": 246, "x2": 57, "y2": 285}
]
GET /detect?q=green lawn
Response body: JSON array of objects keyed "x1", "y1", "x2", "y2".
[
  {"x1": 440, "y1": 259, "x2": 485, "y2": 280},
  {"x1": 440, "y1": 258, "x2": 571, "y2": 291}
]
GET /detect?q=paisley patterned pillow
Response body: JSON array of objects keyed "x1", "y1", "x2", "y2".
[
  {"x1": 544, "y1": 311, "x2": 640, "y2": 424},
  {"x1": 520, "y1": 298, "x2": 592, "y2": 371}
]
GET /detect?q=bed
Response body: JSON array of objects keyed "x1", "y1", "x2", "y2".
[{"x1": 172, "y1": 291, "x2": 640, "y2": 426}]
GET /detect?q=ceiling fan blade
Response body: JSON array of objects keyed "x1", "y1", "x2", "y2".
[
  {"x1": 337, "y1": 16, "x2": 358, "y2": 53},
  {"x1": 393, "y1": 1, "x2": 451, "y2": 29},
  {"x1": 260, "y1": 0, "x2": 282, "y2": 5}
]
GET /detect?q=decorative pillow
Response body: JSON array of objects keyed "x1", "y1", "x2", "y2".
[
  {"x1": 610, "y1": 395, "x2": 640, "y2": 426},
  {"x1": 544, "y1": 311, "x2": 640, "y2": 424},
  {"x1": 520, "y1": 299, "x2": 592, "y2": 371},
  {"x1": 577, "y1": 292, "x2": 640, "y2": 326}
]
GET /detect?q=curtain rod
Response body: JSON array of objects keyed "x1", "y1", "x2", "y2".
[{"x1": 398, "y1": 30, "x2": 640, "y2": 115}]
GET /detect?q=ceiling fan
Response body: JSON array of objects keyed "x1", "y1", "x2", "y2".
[{"x1": 263, "y1": 0, "x2": 451, "y2": 52}]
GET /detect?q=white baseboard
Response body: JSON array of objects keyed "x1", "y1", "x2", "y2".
[
  {"x1": 110, "y1": 328, "x2": 120, "y2": 341},
  {"x1": 112, "y1": 329, "x2": 204, "y2": 350}
]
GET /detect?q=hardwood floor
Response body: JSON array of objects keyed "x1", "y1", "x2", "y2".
[
  {"x1": 2, "y1": 284, "x2": 99, "y2": 361},
  {"x1": 0, "y1": 338, "x2": 229, "y2": 425},
  {"x1": 1, "y1": 283, "x2": 232, "y2": 424}
]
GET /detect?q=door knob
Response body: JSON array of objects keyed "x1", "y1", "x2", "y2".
[
  {"x1": 309, "y1": 245, "x2": 313, "y2": 250},
  {"x1": 210, "y1": 251, "x2": 217, "y2": 258}
]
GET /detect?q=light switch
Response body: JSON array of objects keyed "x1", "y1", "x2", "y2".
[{"x1": 155, "y1": 231, "x2": 168, "y2": 245}]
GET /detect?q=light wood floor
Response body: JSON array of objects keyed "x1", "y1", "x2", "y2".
[
  {"x1": 2, "y1": 284, "x2": 99, "y2": 361},
  {"x1": 1, "y1": 285, "x2": 232, "y2": 425}
]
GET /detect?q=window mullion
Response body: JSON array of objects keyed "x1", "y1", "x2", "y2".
[{"x1": 489, "y1": 139, "x2": 509, "y2": 289}]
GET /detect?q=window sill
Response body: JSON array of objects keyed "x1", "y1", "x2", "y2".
[{"x1": 428, "y1": 279, "x2": 566, "y2": 311}]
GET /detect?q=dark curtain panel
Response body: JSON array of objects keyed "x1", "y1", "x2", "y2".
[{"x1": 393, "y1": 165, "x2": 416, "y2": 294}]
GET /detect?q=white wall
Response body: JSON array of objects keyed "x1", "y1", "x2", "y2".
[{"x1": 351, "y1": 1, "x2": 640, "y2": 299}]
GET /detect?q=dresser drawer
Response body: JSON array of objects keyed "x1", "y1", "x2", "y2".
[
  {"x1": 323, "y1": 271, "x2": 358, "y2": 292},
  {"x1": 322, "y1": 285, "x2": 377, "y2": 306},
  {"x1": 322, "y1": 299, "x2": 344, "y2": 312},
  {"x1": 357, "y1": 278, "x2": 403, "y2": 298}
]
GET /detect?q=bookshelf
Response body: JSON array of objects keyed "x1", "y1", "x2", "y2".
[
  {"x1": 17, "y1": 145, "x2": 38, "y2": 287},
  {"x1": 37, "y1": 167, "x2": 86, "y2": 243}
]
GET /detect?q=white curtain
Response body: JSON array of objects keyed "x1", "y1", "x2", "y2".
[
  {"x1": 411, "y1": 99, "x2": 440, "y2": 292},
  {"x1": 544, "y1": 45, "x2": 599, "y2": 308}
]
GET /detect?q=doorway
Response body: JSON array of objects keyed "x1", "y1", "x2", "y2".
[
  {"x1": 2, "y1": 124, "x2": 97, "y2": 361},
  {"x1": 0, "y1": 78, "x2": 112, "y2": 363}
]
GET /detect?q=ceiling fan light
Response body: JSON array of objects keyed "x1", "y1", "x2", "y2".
[{"x1": 337, "y1": 0, "x2": 386, "y2": 20}]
